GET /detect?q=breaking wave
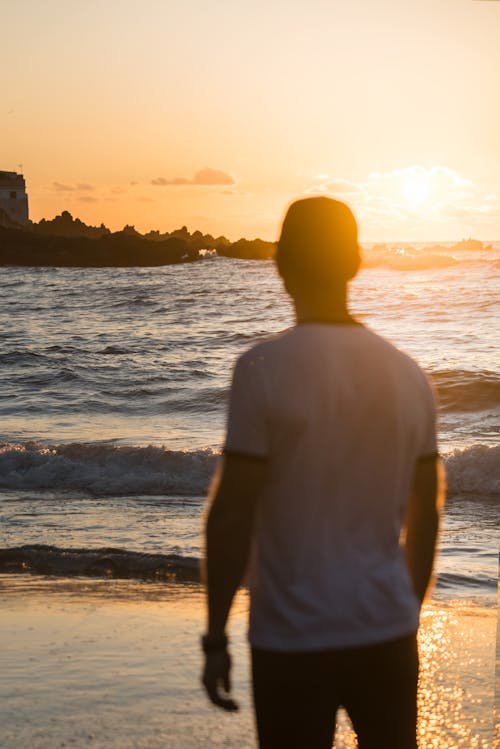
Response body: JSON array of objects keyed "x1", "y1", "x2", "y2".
[
  {"x1": 444, "y1": 444, "x2": 500, "y2": 497},
  {"x1": 0, "y1": 441, "x2": 498, "y2": 498},
  {"x1": 363, "y1": 242, "x2": 496, "y2": 271},
  {"x1": 0, "y1": 544, "x2": 496, "y2": 593},
  {"x1": 0, "y1": 442, "x2": 217, "y2": 496},
  {"x1": 0, "y1": 544, "x2": 200, "y2": 581},
  {"x1": 364, "y1": 249, "x2": 458, "y2": 271}
]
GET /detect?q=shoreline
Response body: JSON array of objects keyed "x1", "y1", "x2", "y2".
[{"x1": 1, "y1": 575, "x2": 497, "y2": 748}]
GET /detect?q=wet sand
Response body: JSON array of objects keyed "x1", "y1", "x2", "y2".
[{"x1": 0, "y1": 575, "x2": 497, "y2": 749}]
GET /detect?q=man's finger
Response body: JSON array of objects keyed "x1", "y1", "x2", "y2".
[
  {"x1": 210, "y1": 693, "x2": 239, "y2": 711},
  {"x1": 204, "y1": 680, "x2": 239, "y2": 711}
]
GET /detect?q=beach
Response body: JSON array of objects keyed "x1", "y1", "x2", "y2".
[{"x1": 1, "y1": 575, "x2": 497, "y2": 749}]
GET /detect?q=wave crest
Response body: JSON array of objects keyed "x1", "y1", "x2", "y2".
[
  {"x1": 0, "y1": 441, "x2": 216, "y2": 496},
  {"x1": 432, "y1": 369, "x2": 500, "y2": 413},
  {"x1": 0, "y1": 544, "x2": 200, "y2": 581},
  {"x1": 443, "y1": 444, "x2": 500, "y2": 496},
  {"x1": 0, "y1": 441, "x2": 498, "y2": 498}
]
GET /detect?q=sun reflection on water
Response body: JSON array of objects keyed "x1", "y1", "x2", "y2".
[
  {"x1": 333, "y1": 600, "x2": 496, "y2": 748},
  {"x1": 417, "y1": 604, "x2": 496, "y2": 749}
]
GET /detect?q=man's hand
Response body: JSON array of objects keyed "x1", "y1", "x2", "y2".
[
  {"x1": 201, "y1": 453, "x2": 266, "y2": 711},
  {"x1": 202, "y1": 649, "x2": 239, "y2": 711},
  {"x1": 202, "y1": 454, "x2": 266, "y2": 711}
]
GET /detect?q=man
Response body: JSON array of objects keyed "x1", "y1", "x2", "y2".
[{"x1": 201, "y1": 197, "x2": 444, "y2": 749}]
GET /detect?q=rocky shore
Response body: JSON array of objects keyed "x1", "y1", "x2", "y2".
[{"x1": 0, "y1": 211, "x2": 276, "y2": 267}]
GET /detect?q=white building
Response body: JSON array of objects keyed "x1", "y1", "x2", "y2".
[{"x1": 0, "y1": 171, "x2": 29, "y2": 226}]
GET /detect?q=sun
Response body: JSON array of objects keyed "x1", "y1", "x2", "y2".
[{"x1": 402, "y1": 174, "x2": 430, "y2": 208}]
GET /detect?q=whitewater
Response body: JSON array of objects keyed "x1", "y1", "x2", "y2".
[{"x1": 0, "y1": 245, "x2": 499, "y2": 606}]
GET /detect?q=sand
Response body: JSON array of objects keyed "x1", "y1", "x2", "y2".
[{"x1": 0, "y1": 574, "x2": 497, "y2": 749}]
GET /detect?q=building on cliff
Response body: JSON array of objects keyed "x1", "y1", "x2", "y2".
[{"x1": 0, "y1": 171, "x2": 29, "y2": 226}]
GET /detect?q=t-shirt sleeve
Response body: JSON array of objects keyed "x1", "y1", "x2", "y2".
[
  {"x1": 224, "y1": 353, "x2": 269, "y2": 460},
  {"x1": 418, "y1": 374, "x2": 439, "y2": 460}
]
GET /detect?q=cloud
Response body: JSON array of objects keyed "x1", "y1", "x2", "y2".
[
  {"x1": 327, "y1": 181, "x2": 363, "y2": 194},
  {"x1": 53, "y1": 182, "x2": 75, "y2": 192},
  {"x1": 441, "y1": 204, "x2": 471, "y2": 218},
  {"x1": 152, "y1": 176, "x2": 189, "y2": 186},
  {"x1": 300, "y1": 164, "x2": 500, "y2": 237},
  {"x1": 193, "y1": 168, "x2": 234, "y2": 185},
  {"x1": 305, "y1": 184, "x2": 328, "y2": 195},
  {"x1": 477, "y1": 198, "x2": 500, "y2": 220},
  {"x1": 53, "y1": 182, "x2": 94, "y2": 192},
  {"x1": 152, "y1": 167, "x2": 235, "y2": 187},
  {"x1": 364, "y1": 166, "x2": 476, "y2": 204},
  {"x1": 306, "y1": 176, "x2": 363, "y2": 196},
  {"x1": 307, "y1": 183, "x2": 362, "y2": 197},
  {"x1": 78, "y1": 196, "x2": 98, "y2": 203},
  {"x1": 305, "y1": 165, "x2": 487, "y2": 225}
]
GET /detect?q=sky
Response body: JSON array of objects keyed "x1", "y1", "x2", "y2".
[{"x1": 2, "y1": 0, "x2": 500, "y2": 241}]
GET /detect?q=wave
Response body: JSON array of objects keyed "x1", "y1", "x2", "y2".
[
  {"x1": 436, "y1": 571, "x2": 497, "y2": 592},
  {"x1": 98, "y1": 345, "x2": 133, "y2": 355},
  {"x1": 111, "y1": 295, "x2": 158, "y2": 308},
  {"x1": 431, "y1": 369, "x2": 500, "y2": 412},
  {"x1": 168, "y1": 387, "x2": 227, "y2": 412},
  {"x1": 0, "y1": 441, "x2": 498, "y2": 498},
  {"x1": 1, "y1": 544, "x2": 496, "y2": 592},
  {"x1": 444, "y1": 444, "x2": 500, "y2": 496},
  {"x1": 362, "y1": 243, "x2": 498, "y2": 271},
  {"x1": 0, "y1": 350, "x2": 47, "y2": 365},
  {"x1": 364, "y1": 249, "x2": 458, "y2": 271},
  {"x1": 0, "y1": 442, "x2": 217, "y2": 496},
  {"x1": 0, "y1": 544, "x2": 200, "y2": 581}
]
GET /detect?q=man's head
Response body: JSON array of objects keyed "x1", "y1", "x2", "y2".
[{"x1": 276, "y1": 197, "x2": 361, "y2": 297}]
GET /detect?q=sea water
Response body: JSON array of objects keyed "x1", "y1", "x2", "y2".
[{"x1": 0, "y1": 245, "x2": 499, "y2": 746}]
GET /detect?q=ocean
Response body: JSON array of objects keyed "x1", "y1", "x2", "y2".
[{"x1": 0, "y1": 243, "x2": 499, "y2": 747}]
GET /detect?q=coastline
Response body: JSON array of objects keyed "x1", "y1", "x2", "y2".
[{"x1": 1, "y1": 575, "x2": 497, "y2": 749}]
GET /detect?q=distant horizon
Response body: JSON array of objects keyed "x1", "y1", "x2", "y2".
[
  {"x1": 25, "y1": 207, "x2": 499, "y2": 246},
  {"x1": 11, "y1": 164, "x2": 498, "y2": 244}
]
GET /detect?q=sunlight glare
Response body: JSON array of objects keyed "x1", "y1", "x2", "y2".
[{"x1": 403, "y1": 174, "x2": 430, "y2": 208}]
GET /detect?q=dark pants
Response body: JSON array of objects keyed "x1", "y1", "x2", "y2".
[{"x1": 251, "y1": 633, "x2": 418, "y2": 749}]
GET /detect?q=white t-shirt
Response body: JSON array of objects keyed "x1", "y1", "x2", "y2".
[{"x1": 225, "y1": 323, "x2": 437, "y2": 651}]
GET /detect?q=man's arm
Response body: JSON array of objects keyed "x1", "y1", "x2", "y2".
[
  {"x1": 202, "y1": 452, "x2": 267, "y2": 711},
  {"x1": 405, "y1": 456, "x2": 446, "y2": 604}
]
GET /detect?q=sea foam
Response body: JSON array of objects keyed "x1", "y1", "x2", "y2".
[
  {"x1": 0, "y1": 441, "x2": 498, "y2": 498},
  {"x1": 444, "y1": 444, "x2": 500, "y2": 497},
  {"x1": 0, "y1": 441, "x2": 217, "y2": 496}
]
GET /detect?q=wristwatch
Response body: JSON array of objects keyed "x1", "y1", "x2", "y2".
[{"x1": 201, "y1": 633, "x2": 229, "y2": 654}]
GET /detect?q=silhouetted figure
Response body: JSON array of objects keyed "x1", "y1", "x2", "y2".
[{"x1": 202, "y1": 197, "x2": 444, "y2": 748}]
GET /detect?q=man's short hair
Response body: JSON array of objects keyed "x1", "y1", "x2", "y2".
[{"x1": 276, "y1": 197, "x2": 361, "y2": 288}]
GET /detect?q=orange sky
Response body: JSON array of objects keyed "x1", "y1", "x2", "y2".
[{"x1": 3, "y1": 0, "x2": 500, "y2": 241}]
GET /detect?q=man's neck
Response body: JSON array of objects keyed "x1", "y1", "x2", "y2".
[{"x1": 293, "y1": 287, "x2": 356, "y2": 325}]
